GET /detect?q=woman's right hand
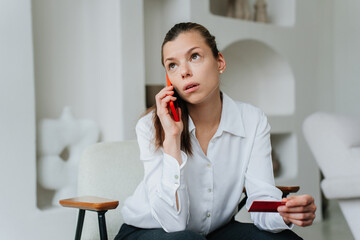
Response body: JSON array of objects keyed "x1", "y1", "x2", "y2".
[{"x1": 155, "y1": 85, "x2": 184, "y2": 138}]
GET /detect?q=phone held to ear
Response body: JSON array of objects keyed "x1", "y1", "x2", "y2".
[{"x1": 166, "y1": 74, "x2": 180, "y2": 122}]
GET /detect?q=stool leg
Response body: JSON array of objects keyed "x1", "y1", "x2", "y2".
[
  {"x1": 97, "y1": 211, "x2": 108, "y2": 240},
  {"x1": 282, "y1": 193, "x2": 289, "y2": 198},
  {"x1": 75, "y1": 209, "x2": 85, "y2": 240},
  {"x1": 237, "y1": 191, "x2": 248, "y2": 212},
  {"x1": 237, "y1": 195, "x2": 248, "y2": 211}
]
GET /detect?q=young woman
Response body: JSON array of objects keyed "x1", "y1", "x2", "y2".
[{"x1": 115, "y1": 22, "x2": 316, "y2": 240}]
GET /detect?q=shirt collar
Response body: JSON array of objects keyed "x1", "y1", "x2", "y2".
[
  {"x1": 187, "y1": 92, "x2": 246, "y2": 137},
  {"x1": 188, "y1": 115, "x2": 196, "y2": 133}
]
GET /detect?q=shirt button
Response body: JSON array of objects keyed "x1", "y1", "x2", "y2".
[
  {"x1": 206, "y1": 212, "x2": 211, "y2": 217},
  {"x1": 211, "y1": 139, "x2": 215, "y2": 143},
  {"x1": 208, "y1": 188, "x2": 212, "y2": 193},
  {"x1": 207, "y1": 163, "x2": 211, "y2": 167},
  {"x1": 174, "y1": 175, "x2": 179, "y2": 179}
]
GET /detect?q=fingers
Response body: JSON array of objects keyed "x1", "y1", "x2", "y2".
[
  {"x1": 156, "y1": 86, "x2": 174, "y2": 101},
  {"x1": 159, "y1": 95, "x2": 177, "y2": 108},
  {"x1": 278, "y1": 195, "x2": 317, "y2": 227},
  {"x1": 278, "y1": 204, "x2": 316, "y2": 213},
  {"x1": 155, "y1": 86, "x2": 177, "y2": 115},
  {"x1": 287, "y1": 218, "x2": 314, "y2": 227},
  {"x1": 278, "y1": 195, "x2": 316, "y2": 214},
  {"x1": 279, "y1": 211, "x2": 316, "y2": 227},
  {"x1": 285, "y1": 195, "x2": 314, "y2": 207},
  {"x1": 155, "y1": 87, "x2": 175, "y2": 104},
  {"x1": 279, "y1": 211, "x2": 316, "y2": 222}
]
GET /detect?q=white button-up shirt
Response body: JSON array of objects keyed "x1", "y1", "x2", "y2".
[{"x1": 121, "y1": 93, "x2": 291, "y2": 234}]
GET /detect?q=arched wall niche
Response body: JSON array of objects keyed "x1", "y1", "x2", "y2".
[{"x1": 220, "y1": 39, "x2": 295, "y2": 116}]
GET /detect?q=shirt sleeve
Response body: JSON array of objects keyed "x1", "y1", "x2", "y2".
[
  {"x1": 244, "y1": 111, "x2": 293, "y2": 233},
  {"x1": 135, "y1": 116, "x2": 190, "y2": 232}
]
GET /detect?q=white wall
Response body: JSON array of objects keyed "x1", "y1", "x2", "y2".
[
  {"x1": 0, "y1": 0, "x2": 36, "y2": 236},
  {"x1": 32, "y1": 0, "x2": 145, "y2": 142},
  {"x1": 0, "y1": 1, "x2": 75, "y2": 239},
  {"x1": 32, "y1": 0, "x2": 145, "y2": 209},
  {"x1": 144, "y1": 0, "x2": 191, "y2": 86},
  {"x1": 33, "y1": 0, "x2": 122, "y2": 209},
  {"x1": 333, "y1": 0, "x2": 360, "y2": 116},
  {"x1": 0, "y1": 0, "x2": 145, "y2": 239},
  {"x1": 119, "y1": 0, "x2": 146, "y2": 138},
  {"x1": 315, "y1": 0, "x2": 335, "y2": 113}
]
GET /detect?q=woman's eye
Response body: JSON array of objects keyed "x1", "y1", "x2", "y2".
[
  {"x1": 168, "y1": 63, "x2": 176, "y2": 70},
  {"x1": 191, "y1": 53, "x2": 200, "y2": 60}
]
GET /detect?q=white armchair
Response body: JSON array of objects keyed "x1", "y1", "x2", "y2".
[
  {"x1": 60, "y1": 141, "x2": 142, "y2": 240},
  {"x1": 303, "y1": 112, "x2": 360, "y2": 239}
]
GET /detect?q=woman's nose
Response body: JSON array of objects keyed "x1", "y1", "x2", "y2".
[{"x1": 180, "y1": 63, "x2": 192, "y2": 79}]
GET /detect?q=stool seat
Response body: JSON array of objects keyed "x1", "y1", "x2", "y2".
[
  {"x1": 60, "y1": 196, "x2": 119, "y2": 240},
  {"x1": 59, "y1": 196, "x2": 119, "y2": 211}
]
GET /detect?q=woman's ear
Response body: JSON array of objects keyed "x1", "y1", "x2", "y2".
[{"x1": 217, "y1": 52, "x2": 226, "y2": 74}]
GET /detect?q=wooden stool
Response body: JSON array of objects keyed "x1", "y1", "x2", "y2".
[{"x1": 59, "y1": 196, "x2": 119, "y2": 240}]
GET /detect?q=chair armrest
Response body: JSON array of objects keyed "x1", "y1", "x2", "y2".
[
  {"x1": 276, "y1": 186, "x2": 300, "y2": 197},
  {"x1": 242, "y1": 186, "x2": 300, "y2": 197},
  {"x1": 59, "y1": 196, "x2": 119, "y2": 212}
]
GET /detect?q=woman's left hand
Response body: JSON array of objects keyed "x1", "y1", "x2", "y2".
[{"x1": 277, "y1": 195, "x2": 317, "y2": 227}]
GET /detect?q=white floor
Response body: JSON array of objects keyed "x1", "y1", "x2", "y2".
[{"x1": 293, "y1": 199, "x2": 354, "y2": 240}]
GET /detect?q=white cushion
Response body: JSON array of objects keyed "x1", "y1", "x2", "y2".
[
  {"x1": 303, "y1": 112, "x2": 360, "y2": 178},
  {"x1": 77, "y1": 141, "x2": 142, "y2": 240},
  {"x1": 321, "y1": 176, "x2": 360, "y2": 199}
]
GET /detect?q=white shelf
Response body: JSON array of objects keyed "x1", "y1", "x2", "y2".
[{"x1": 209, "y1": 0, "x2": 296, "y2": 27}]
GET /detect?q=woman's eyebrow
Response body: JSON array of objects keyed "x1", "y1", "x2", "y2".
[
  {"x1": 187, "y1": 46, "x2": 200, "y2": 53},
  {"x1": 164, "y1": 47, "x2": 201, "y2": 63}
]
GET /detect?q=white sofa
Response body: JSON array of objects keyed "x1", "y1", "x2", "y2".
[{"x1": 303, "y1": 112, "x2": 360, "y2": 240}]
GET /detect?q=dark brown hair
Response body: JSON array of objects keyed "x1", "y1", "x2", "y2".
[{"x1": 149, "y1": 22, "x2": 220, "y2": 155}]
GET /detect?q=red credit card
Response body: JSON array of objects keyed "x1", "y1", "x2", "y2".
[{"x1": 248, "y1": 201, "x2": 285, "y2": 212}]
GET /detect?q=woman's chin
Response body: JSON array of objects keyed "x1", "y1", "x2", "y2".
[
  {"x1": 182, "y1": 87, "x2": 221, "y2": 106},
  {"x1": 184, "y1": 96, "x2": 211, "y2": 106}
]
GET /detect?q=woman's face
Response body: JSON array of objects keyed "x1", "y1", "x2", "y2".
[{"x1": 162, "y1": 31, "x2": 226, "y2": 105}]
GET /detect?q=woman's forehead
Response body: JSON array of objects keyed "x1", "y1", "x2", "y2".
[{"x1": 163, "y1": 31, "x2": 208, "y2": 58}]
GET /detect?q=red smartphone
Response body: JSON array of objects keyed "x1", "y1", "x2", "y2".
[
  {"x1": 248, "y1": 201, "x2": 286, "y2": 212},
  {"x1": 166, "y1": 74, "x2": 180, "y2": 122}
]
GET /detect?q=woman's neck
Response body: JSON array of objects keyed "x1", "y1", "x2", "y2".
[{"x1": 187, "y1": 90, "x2": 222, "y2": 130}]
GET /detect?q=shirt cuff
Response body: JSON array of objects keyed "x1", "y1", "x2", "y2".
[
  {"x1": 162, "y1": 151, "x2": 188, "y2": 191},
  {"x1": 273, "y1": 213, "x2": 294, "y2": 232}
]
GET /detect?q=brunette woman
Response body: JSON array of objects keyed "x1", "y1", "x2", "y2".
[{"x1": 115, "y1": 22, "x2": 316, "y2": 240}]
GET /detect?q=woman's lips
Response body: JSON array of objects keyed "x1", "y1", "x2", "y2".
[{"x1": 184, "y1": 83, "x2": 199, "y2": 93}]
